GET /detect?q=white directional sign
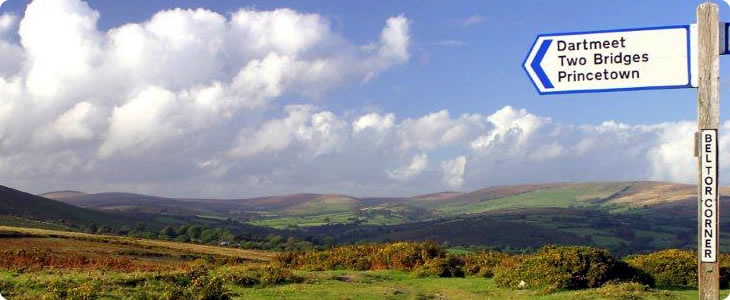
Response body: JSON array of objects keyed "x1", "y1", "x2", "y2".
[
  {"x1": 524, "y1": 25, "x2": 694, "y2": 94},
  {"x1": 700, "y1": 129, "x2": 718, "y2": 263}
]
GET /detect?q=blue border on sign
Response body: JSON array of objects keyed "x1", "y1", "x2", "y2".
[
  {"x1": 522, "y1": 25, "x2": 693, "y2": 95},
  {"x1": 720, "y1": 23, "x2": 730, "y2": 55}
]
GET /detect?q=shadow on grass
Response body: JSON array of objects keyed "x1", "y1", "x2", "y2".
[{"x1": 654, "y1": 286, "x2": 696, "y2": 291}]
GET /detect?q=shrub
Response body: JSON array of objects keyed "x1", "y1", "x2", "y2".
[
  {"x1": 494, "y1": 245, "x2": 650, "y2": 293},
  {"x1": 625, "y1": 249, "x2": 696, "y2": 288},
  {"x1": 274, "y1": 241, "x2": 446, "y2": 271},
  {"x1": 42, "y1": 280, "x2": 68, "y2": 300},
  {"x1": 159, "y1": 267, "x2": 230, "y2": 300},
  {"x1": 462, "y1": 251, "x2": 509, "y2": 278},
  {"x1": 377, "y1": 242, "x2": 444, "y2": 270},
  {"x1": 412, "y1": 255, "x2": 465, "y2": 278},
  {"x1": 42, "y1": 280, "x2": 100, "y2": 300}
]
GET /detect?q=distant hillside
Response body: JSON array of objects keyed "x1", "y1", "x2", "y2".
[
  {"x1": 47, "y1": 181, "x2": 726, "y2": 226},
  {"x1": 57, "y1": 192, "x2": 229, "y2": 216},
  {"x1": 57, "y1": 192, "x2": 359, "y2": 216},
  {"x1": 24, "y1": 181, "x2": 730, "y2": 254},
  {"x1": 0, "y1": 186, "x2": 134, "y2": 228},
  {"x1": 399, "y1": 181, "x2": 724, "y2": 215}
]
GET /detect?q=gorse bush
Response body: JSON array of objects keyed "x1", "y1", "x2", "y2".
[
  {"x1": 412, "y1": 255, "x2": 465, "y2": 278},
  {"x1": 624, "y1": 250, "x2": 730, "y2": 288},
  {"x1": 494, "y1": 245, "x2": 651, "y2": 293},
  {"x1": 624, "y1": 249, "x2": 696, "y2": 288},
  {"x1": 462, "y1": 250, "x2": 509, "y2": 278},
  {"x1": 275, "y1": 242, "x2": 446, "y2": 272},
  {"x1": 42, "y1": 279, "x2": 100, "y2": 300},
  {"x1": 159, "y1": 267, "x2": 230, "y2": 300}
]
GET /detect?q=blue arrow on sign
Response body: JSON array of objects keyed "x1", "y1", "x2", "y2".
[{"x1": 530, "y1": 39, "x2": 553, "y2": 89}]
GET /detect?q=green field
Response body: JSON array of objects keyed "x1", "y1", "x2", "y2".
[
  {"x1": 3, "y1": 269, "x2": 726, "y2": 300},
  {"x1": 437, "y1": 187, "x2": 609, "y2": 215},
  {"x1": 249, "y1": 212, "x2": 357, "y2": 228},
  {"x1": 249, "y1": 208, "x2": 412, "y2": 229},
  {"x1": 234, "y1": 271, "x2": 727, "y2": 300}
]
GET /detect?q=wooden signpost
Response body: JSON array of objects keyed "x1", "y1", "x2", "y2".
[
  {"x1": 525, "y1": 2, "x2": 721, "y2": 299},
  {"x1": 696, "y1": 3, "x2": 719, "y2": 299}
]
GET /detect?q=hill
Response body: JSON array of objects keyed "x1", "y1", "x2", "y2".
[
  {"x1": 0, "y1": 185, "x2": 139, "y2": 229},
  {"x1": 44, "y1": 181, "x2": 723, "y2": 229},
  {"x1": 31, "y1": 181, "x2": 730, "y2": 254},
  {"x1": 55, "y1": 192, "x2": 357, "y2": 216},
  {"x1": 56, "y1": 192, "x2": 236, "y2": 216}
]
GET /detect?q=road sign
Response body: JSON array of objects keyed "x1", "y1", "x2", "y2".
[
  {"x1": 525, "y1": 3, "x2": 723, "y2": 298},
  {"x1": 700, "y1": 129, "x2": 718, "y2": 263},
  {"x1": 523, "y1": 25, "x2": 694, "y2": 95}
]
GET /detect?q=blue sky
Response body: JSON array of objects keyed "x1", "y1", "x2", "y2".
[
  {"x1": 0, "y1": 0, "x2": 729, "y2": 197},
  {"x1": 1, "y1": 0, "x2": 719, "y2": 124}
]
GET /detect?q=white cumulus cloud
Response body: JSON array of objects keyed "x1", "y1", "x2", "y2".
[
  {"x1": 441, "y1": 156, "x2": 466, "y2": 188},
  {"x1": 388, "y1": 153, "x2": 428, "y2": 181}
]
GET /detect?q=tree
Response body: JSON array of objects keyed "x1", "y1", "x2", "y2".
[
  {"x1": 322, "y1": 236, "x2": 336, "y2": 248},
  {"x1": 85, "y1": 223, "x2": 98, "y2": 234},
  {"x1": 187, "y1": 226, "x2": 202, "y2": 240},
  {"x1": 284, "y1": 237, "x2": 298, "y2": 251},
  {"x1": 97, "y1": 226, "x2": 112, "y2": 234},
  {"x1": 175, "y1": 224, "x2": 190, "y2": 236},
  {"x1": 116, "y1": 225, "x2": 131, "y2": 235},
  {"x1": 217, "y1": 229, "x2": 234, "y2": 242},
  {"x1": 200, "y1": 229, "x2": 218, "y2": 244},
  {"x1": 266, "y1": 235, "x2": 284, "y2": 250},
  {"x1": 160, "y1": 226, "x2": 177, "y2": 239}
]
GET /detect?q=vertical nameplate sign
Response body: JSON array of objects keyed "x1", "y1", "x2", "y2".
[{"x1": 701, "y1": 129, "x2": 718, "y2": 263}]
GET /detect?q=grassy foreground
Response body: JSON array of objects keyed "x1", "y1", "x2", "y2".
[
  {"x1": 235, "y1": 271, "x2": 729, "y2": 300},
  {"x1": 2, "y1": 269, "x2": 728, "y2": 300},
  {"x1": 0, "y1": 225, "x2": 728, "y2": 299}
]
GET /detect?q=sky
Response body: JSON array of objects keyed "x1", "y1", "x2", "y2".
[{"x1": 1, "y1": 0, "x2": 730, "y2": 198}]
